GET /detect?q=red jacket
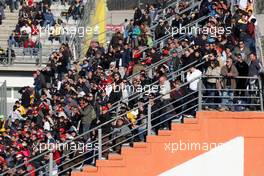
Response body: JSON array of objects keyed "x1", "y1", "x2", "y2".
[
  {"x1": 247, "y1": 22, "x2": 255, "y2": 37},
  {"x1": 25, "y1": 163, "x2": 36, "y2": 176}
]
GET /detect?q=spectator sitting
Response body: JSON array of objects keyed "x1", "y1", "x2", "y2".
[
  {"x1": 23, "y1": 38, "x2": 36, "y2": 55},
  {"x1": 20, "y1": 23, "x2": 32, "y2": 35},
  {"x1": 8, "y1": 32, "x2": 19, "y2": 47},
  {"x1": 112, "y1": 118, "x2": 132, "y2": 153},
  {"x1": 48, "y1": 23, "x2": 62, "y2": 43},
  {"x1": 43, "y1": 9, "x2": 55, "y2": 27},
  {"x1": 31, "y1": 22, "x2": 40, "y2": 36},
  {"x1": 67, "y1": 0, "x2": 83, "y2": 21}
]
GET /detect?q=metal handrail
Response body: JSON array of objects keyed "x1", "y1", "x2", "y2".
[
  {"x1": 0, "y1": 1, "x2": 203, "y2": 174},
  {"x1": 74, "y1": 0, "x2": 201, "y2": 62},
  {"x1": 33, "y1": 75, "x2": 203, "y2": 176},
  {"x1": 103, "y1": 54, "x2": 205, "y2": 117},
  {"x1": 54, "y1": 75, "x2": 263, "y2": 175},
  {"x1": 36, "y1": 51, "x2": 205, "y2": 173},
  {"x1": 54, "y1": 98, "x2": 198, "y2": 175},
  {"x1": 2, "y1": 2, "x2": 264, "y2": 173},
  {"x1": 31, "y1": 68, "x2": 204, "y2": 174},
  {"x1": 126, "y1": 14, "x2": 209, "y2": 81},
  {"x1": 10, "y1": 74, "x2": 263, "y2": 175},
  {"x1": 199, "y1": 75, "x2": 264, "y2": 111},
  {"x1": 0, "y1": 3, "x2": 202, "y2": 173},
  {"x1": 109, "y1": 59, "x2": 205, "y2": 110},
  {"x1": 85, "y1": 13, "x2": 210, "y2": 111},
  {"x1": 1, "y1": 12, "x2": 210, "y2": 176},
  {"x1": 71, "y1": 0, "x2": 189, "y2": 60},
  {"x1": 150, "y1": 0, "x2": 201, "y2": 32},
  {"x1": 52, "y1": 92, "x2": 201, "y2": 175}
]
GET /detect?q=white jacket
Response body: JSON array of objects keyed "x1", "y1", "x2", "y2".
[
  {"x1": 187, "y1": 69, "x2": 202, "y2": 91},
  {"x1": 160, "y1": 80, "x2": 171, "y2": 100}
]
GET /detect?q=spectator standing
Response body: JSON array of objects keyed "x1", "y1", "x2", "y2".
[
  {"x1": 248, "y1": 53, "x2": 261, "y2": 95},
  {"x1": 205, "y1": 59, "x2": 221, "y2": 109},
  {"x1": 220, "y1": 58, "x2": 239, "y2": 111},
  {"x1": 159, "y1": 76, "x2": 173, "y2": 128},
  {"x1": 9, "y1": 0, "x2": 19, "y2": 12},
  {"x1": 134, "y1": 6, "x2": 142, "y2": 26},
  {"x1": 235, "y1": 53, "x2": 249, "y2": 96},
  {"x1": 232, "y1": 40, "x2": 251, "y2": 64},
  {"x1": 79, "y1": 99, "x2": 96, "y2": 141},
  {"x1": 185, "y1": 66, "x2": 202, "y2": 117}
]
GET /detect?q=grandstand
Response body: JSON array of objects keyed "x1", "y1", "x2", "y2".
[{"x1": 0, "y1": 0, "x2": 264, "y2": 175}]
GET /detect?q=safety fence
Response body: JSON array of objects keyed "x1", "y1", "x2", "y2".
[
  {"x1": 198, "y1": 76, "x2": 264, "y2": 111},
  {"x1": 2, "y1": 71, "x2": 264, "y2": 175}
]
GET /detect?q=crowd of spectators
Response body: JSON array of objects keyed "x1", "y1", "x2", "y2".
[
  {"x1": 4, "y1": 0, "x2": 85, "y2": 58},
  {"x1": 0, "y1": 0, "x2": 263, "y2": 175}
]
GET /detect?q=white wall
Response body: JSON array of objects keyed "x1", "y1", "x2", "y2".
[{"x1": 159, "y1": 137, "x2": 244, "y2": 176}]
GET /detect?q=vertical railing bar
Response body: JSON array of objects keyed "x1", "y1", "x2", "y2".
[
  {"x1": 98, "y1": 128, "x2": 102, "y2": 160},
  {"x1": 147, "y1": 104, "x2": 152, "y2": 135}
]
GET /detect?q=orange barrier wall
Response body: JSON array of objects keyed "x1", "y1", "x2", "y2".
[{"x1": 72, "y1": 112, "x2": 264, "y2": 176}]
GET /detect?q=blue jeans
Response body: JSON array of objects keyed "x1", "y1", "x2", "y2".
[
  {"x1": 221, "y1": 86, "x2": 234, "y2": 110},
  {"x1": 8, "y1": 39, "x2": 19, "y2": 47},
  {"x1": 206, "y1": 82, "x2": 217, "y2": 109},
  {"x1": 137, "y1": 125, "x2": 146, "y2": 141},
  {"x1": 10, "y1": 0, "x2": 19, "y2": 11}
]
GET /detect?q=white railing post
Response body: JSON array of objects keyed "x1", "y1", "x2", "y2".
[
  {"x1": 98, "y1": 128, "x2": 102, "y2": 160},
  {"x1": 49, "y1": 152, "x2": 53, "y2": 176},
  {"x1": 147, "y1": 104, "x2": 152, "y2": 135},
  {"x1": 198, "y1": 80, "x2": 202, "y2": 111}
]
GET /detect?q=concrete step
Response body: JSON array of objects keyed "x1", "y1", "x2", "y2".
[
  {"x1": 50, "y1": 4, "x2": 70, "y2": 10},
  {"x1": 0, "y1": 34, "x2": 14, "y2": 39},
  {"x1": 13, "y1": 56, "x2": 49, "y2": 63},
  {"x1": 1, "y1": 15, "x2": 19, "y2": 20},
  {"x1": 3, "y1": 11, "x2": 19, "y2": 16},
  {"x1": 0, "y1": 26, "x2": 15, "y2": 35},
  {"x1": 0, "y1": 23, "x2": 17, "y2": 27},
  {"x1": 0, "y1": 64, "x2": 45, "y2": 71},
  {"x1": 0, "y1": 8, "x2": 20, "y2": 50},
  {"x1": 1, "y1": 20, "x2": 18, "y2": 24},
  {"x1": 0, "y1": 39, "x2": 8, "y2": 44}
]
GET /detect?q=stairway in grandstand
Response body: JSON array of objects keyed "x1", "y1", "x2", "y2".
[
  {"x1": 0, "y1": 1, "x2": 87, "y2": 66},
  {"x1": 0, "y1": 9, "x2": 19, "y2": 49},
  {"x1": 12, "y1": 2, "x2": 77, "y2": 65},
  {"x1": 72, "y1": 112, "x2": 264, "y2": 176}
]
